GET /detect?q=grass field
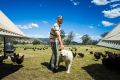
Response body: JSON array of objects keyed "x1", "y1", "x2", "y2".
[{"x1": 0, "y1": 45, "x2": 120, "y2": 80}]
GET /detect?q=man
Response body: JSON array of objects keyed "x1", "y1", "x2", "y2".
[
  {"x1": 5, "y1": 42, "x2": 15, "y2": 57},
  {"x1": 49, "y1": 16, "x2": 64, "y2": 71}
]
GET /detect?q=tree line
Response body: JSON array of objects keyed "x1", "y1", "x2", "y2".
[
  {"x1": 26, "y1": 30, "x2": 109, "y2": 45},
  {"x1": 60, "y1": 29, "x2": 109, "y2": 45}
]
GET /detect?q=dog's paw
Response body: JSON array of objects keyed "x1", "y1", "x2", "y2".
[{"x1": 66, "y1": 71, "x2": 70, "y2": 73}]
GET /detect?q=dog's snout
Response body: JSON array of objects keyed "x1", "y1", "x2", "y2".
[{"x1": 60, "y1": 53, "x2": 64, "y2": 57}]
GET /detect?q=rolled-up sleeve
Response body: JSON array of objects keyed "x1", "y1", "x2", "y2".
[{"x1": 53, "y1": 24, "x2": 59, "y2": 31}]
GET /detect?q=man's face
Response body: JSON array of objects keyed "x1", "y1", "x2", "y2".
[{"x1": 58, "y1": 18, "x2": 63, "y2": 24}]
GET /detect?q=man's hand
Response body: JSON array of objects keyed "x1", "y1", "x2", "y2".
[
  {"x1": 55, "y1": 31, "x2": 64, "y2": 49},
  {"x1": 60, "y1": 44, "x2": 64, "y2": 50}
]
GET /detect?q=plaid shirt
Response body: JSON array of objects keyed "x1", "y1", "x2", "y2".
[{"x1": 49, "y1": 23, "x2": 60, "y2": 42}]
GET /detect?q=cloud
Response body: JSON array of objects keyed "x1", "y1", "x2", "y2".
[
  {"x1": 102, "y1": 8, "x2": 120, "y2": 18},
  {"x1": 102, "y1": 21, "x2": 115, "y2": 26},
  {"x1": 91, "y1": 0, "x2": 120, "y2": 19},
  {"x1": 42, "y1": 21, "x2": 48, "y2": 24},
  {"x1": 91, "y1": 35, "x2": 101, "y2": 40},
  {"x1": 75, "y1": 33, "x2": 81, "y2": 36},
  {"x1": 31, "y1": 23, "x2": 39, "y2": 27},
  {"x1": 70, "y1": 0, "x2": 80, "y2": 6},
  {"x1": 65, "y1": 33, "x2": 68, "y2": 36},
  {"x1": 74, "y1": 33, "x2": 82, "y2": 42},
  {"x1": 17, "y1": 23, "x2": 39, "y2": 29},
  {"x1": 91, "y1": 0, "x2": 109, "y2": 5},
  {"x1": 26, "y1": 34, "x2": 49, "y2": 38},
  {"x1": 110, "y1": 0, "x2": 120, "y2": 3},
  {"x1": 110, "y1": 4, "x2": 120, "y2": 8},
  {"x1": 88, "y1": 26, "x2": 94, "y2": 29},
  {"x1": 26, "y1": 31, "x2": 50, "y2": 38},
  {"x1": 91, "y1": 0, "x2": 120, "y2": 5}
]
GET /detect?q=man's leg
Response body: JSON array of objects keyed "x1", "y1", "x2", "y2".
[{"x1": 49, "y1": 42, "x2": 58, "y2": 69}]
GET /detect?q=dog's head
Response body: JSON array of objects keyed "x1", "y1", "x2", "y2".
[{"x1": 60, "y1": 49, "x2": 67, "y2": 57}]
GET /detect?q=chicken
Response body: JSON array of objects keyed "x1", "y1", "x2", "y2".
[
  {"x1": 16, "y1": 55, "x2": 24, "y2": 64},
  {"x1": 94, "y1": 52, "x2": 102, "y2": 60},
  {"x1": 78, "y1": 53, "x2": 84, "y2": 58},
  {"x1": 90, "y1": 51, "x2": 93, "y2": 55},
  {"x1": 10, "y1": 56, "x2": 16, "y2": 63}
]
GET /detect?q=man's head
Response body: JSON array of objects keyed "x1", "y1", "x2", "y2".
[{"x1": 57, "y1": 16, "x2": 63, "y2": 25}]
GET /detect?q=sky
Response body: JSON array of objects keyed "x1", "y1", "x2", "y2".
[{"x1": 0, "y1": 0, "x2": 120, "y2": 42}]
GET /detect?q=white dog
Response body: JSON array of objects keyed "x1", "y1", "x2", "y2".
[{"x1": 58, "y1": 49, "x2": 73, "y2": 73}]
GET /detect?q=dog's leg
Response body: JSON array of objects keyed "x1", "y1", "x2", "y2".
[
  {"x1": 66, "y1": 61, "x2": 71, "y2": 73},
  {"x1": 65, "y1": 61, "x2": 68, "y2": 70}
]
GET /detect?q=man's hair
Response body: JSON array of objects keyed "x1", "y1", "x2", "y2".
[{"x1": 57, "y1": 16, "x2": 63, "y2": 20}]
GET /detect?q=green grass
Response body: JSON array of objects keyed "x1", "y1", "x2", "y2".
[{"x1": 0, "y1": 45, "x2": 120, "y2": 80}]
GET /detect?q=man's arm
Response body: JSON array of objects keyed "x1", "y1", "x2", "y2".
[{"x1": 55, "y1": 31, "x2": 64, "y2": 49}]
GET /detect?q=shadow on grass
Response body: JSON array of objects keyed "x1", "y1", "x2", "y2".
[
  {"x1": 41, "y1": 62, "x2": 66, "y2": 73},
  {"x1": 82, "y1": 64, "x2": 120, "y2": 80},
  {"x1": 41, "y1": 62, "x2": 50, "y2": 70},
  {"x1": 0, "y1": 63, "x2": 23, "y2": 79}
]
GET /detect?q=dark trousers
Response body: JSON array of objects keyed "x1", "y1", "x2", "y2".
[{"x1": 49, "y1": 42, "x2": 58, "y2": 69}]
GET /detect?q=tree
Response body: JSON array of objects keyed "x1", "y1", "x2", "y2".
[
  {"x1": 21, "y1": 42, "x2": 26, "y2": 45},
  {"x1": 64, "y1": 31, "x2": 74, "y2": 45},
  {"x1": 60, "y1": 29, "x2": 65, "y2": 39},
  {"x1": 13, "y1": 40, "x2": 18, "y2": 44},
  {"x1": 101, "y1": 32, "x2": 109, "y2": 38},
  {"x1": 32, "y1": 40, "x2": 40, "y2": 45},
  {"x1": 81, "y1": 34, "x2": 92, "y2": 45},
  {"x1": 71, "y1": 41, "x2": 78, "y2": 45},
  {"x1": 91, "y1": 40, "x2": 99, "y2": 45}
]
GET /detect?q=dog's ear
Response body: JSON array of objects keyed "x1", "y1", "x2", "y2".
[
  {"x1": 75, "y1": 48, "x2": 77, "y2": 51},
  {"x1": 72, "y1": 52, "x2": 76, "y2": 58},
  {"x1": 58, "y1": 48, "x2": 62, "y2": 51}
]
